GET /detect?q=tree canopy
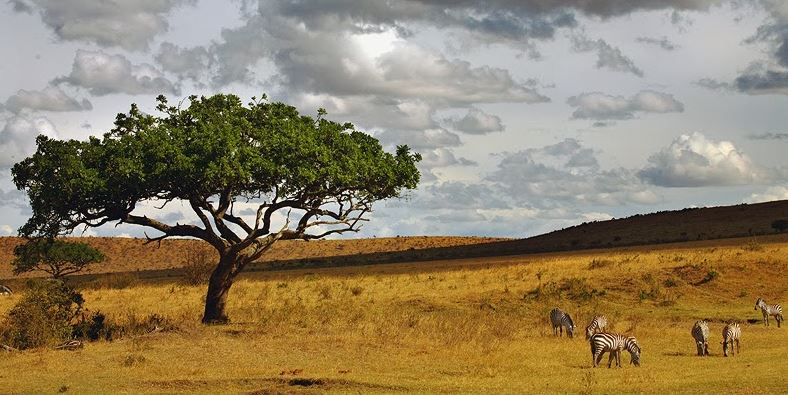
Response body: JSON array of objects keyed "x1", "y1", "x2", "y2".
[
  {"x1": 12, "y1": 239, "x2": 105, "y2": 279},
  {"x1": 12, "y1": 93, "x2": 421, "y2": 323}
]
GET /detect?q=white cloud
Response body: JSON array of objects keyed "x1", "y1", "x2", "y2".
[
  {"x1": 0, "y1": 224, "x2": 13, "y2": 235},
  {"x1": 11, "y1": 0, "x2": 192, "y2": 50},
  {"x1": 419, "y1": 148, "x2": 476, "y2": 169},
  {"x1": 445, "y1": 108, "x2": 504, "y2": 134},
  {"x1": 0, "y1": 115, "x2": 58, "y2": 168},
  {"x1": 4, "y1": 85, "x2": 92, "y2": 113},
  {"x1": 639, "y1": 132, "x2": 770, "y2": 187},
  {"x1": 571, "y1": 35, "x2": 644, "y2": 77},
  {"x1": 488, "y1": 140, "x2": 659, "y2": 206},
  {"x1": 567, "y1": 90, "x2": 684, "y2": 120},
  {"x1": 155, "y1": 42, "x2": 211, "y2": 82},
  {"x1": 55, "y1": 50, "x2": 179, "y2": 96},
  {"x1": 376, "y1": 128, "x2": 461, "y2": 150},
  {"x1": 744, "y1": 186, "x2": 788, "y2": 203}
]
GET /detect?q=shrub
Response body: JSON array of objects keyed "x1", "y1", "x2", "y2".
[
  {"x1": 72, "y1": 311, "x2": 114, "y2": 341},
  {"x1": 350, "y1": 286, "x2": 364, "y2": 296},
  {"x1": 0, "y1": 280, "x2": 84, "y2": 349},
  {"x1": 663, "y1": 278, "x2": 679, "y2": 288},
  {"x1": 772, "y1": 219, "x2": 788, "y2": 233},
  {"x1": 587, "y1": 259, "x2": 613, "y2": 270},
  {"x1": 181, "y1": 243, "x2": 216, "y2": 286},
  {"x1": 742, "y1": 238, "x2": 764, "y2": 252}
]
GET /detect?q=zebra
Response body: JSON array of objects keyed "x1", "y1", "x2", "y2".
[
  {"x1": 0, "y1": 284, "x2": 11, "y2": 296},
  {"x1": 590, "y1": 333, "x2": 641, "y2": 368},
  {"x1": 691, "y1": 320, "x2": 710, "y2": 356},
  {"x1": 755, "y1": 298, "x2": 783, "y2": 328},
  {"x1": 549, "y1": 308, "x2": 575, "y2": 338},
  {"x1": 585, "y1": 315, "x2": 608, "y2": 340},
  {"x1": 721, "y1": 322, "x2": 741, "y2": 357}
]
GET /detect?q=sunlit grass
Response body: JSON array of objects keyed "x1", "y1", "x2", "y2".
[{"x1": 1, "y1": 236, "x2": 787, "y2": 394}]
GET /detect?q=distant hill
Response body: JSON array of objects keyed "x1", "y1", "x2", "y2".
[
  {"x1": 255, "y1": 199, "x2": 788, "y2": 270},
  {"x1": 1, "y1": 199, "x2": 787, "y2": 278}
]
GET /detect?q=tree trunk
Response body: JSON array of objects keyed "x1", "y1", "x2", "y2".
[{"x1": 201, "y1": 254, "x2": 238, "y2": 324}]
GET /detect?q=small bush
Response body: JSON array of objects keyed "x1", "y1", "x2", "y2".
[
  {"x1": 181, "y1": 244, "x2": 216, "y2": 286},
  {"x1": 588, "y1": 259, "x2": 613, "y2": 270},
  {"x1": 742, "y1": 238, "x2": 764, "y2": 252},
  {"x1": 663, "y1": 278, "x2": 679, "y2": 288},
  {"x1": 350, "y1": 286, "x2": 364, "y2": 296},
  {"x1": 524, "y1": 277, "x2": 605, "y2": 302},
  {"x1": 0, "y1": 280, "x2": 84, "y2": 349},
  {"x1": 318, "y1": 285, "x2": 332, "y2": 300},
  {"x1": 772, "y1": 219, "x2": 788, "y2": 233},
  {"x1": 72, "y1": 311, "x2": 115, "y2": 341}
]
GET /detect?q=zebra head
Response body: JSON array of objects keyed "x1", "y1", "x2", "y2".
[
  {"x1": 629, "y1": 343, "x2": 641, "y2": 367},
  {"x1": 565, "y1": 315, "x2": 575, "y2": 338},
  {"x1": 755, "y1": 298, "x2": 765, "y2": 310}
]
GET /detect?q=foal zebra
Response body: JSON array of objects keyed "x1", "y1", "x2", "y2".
[
  {"x1": 590, "y1": 333, "x2": 641, "y2": 368},
  {"x1": 691, "y1": 320, "x2": 710, "y2": 356},
  {"x1": 755, "y1": 298, "x2": 783, "y2": 328},
  {"x1": 721, "y1": 323, "x2": 741, "y2": 357},
  {"x1": 585, "y1": 315, "x2": 608, "y2": 340},
  {"x1": 549, "y1": 308, "x2": 575, "y2": 338}
]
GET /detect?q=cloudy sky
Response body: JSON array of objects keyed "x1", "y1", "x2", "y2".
[{"x1": 1, "y1": 0, "x2": 788, "y2": 238}]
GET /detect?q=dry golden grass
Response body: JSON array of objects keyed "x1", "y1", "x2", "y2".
[
  {"x1": 1, "y1": 235, "x2": 787, "y2": 394},
  {"x1": 0, "y1": 236, "x2": 508, "y2": 279}
]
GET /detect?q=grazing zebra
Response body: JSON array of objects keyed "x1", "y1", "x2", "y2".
[
  {"x1": 721, "y1": 323, "x2": 741, "y2": 357},
  {"x1": 590, "y1": 333, "x2": 641, "y2": 368},
  {"x1": 755, "y1": 298, "x2": 783, "y2": 328},
  {"x1": 585, "y1": 315, "x2": 608, "y2": 340},
  {"x1": 0, "y1": 284, "x2": 11, "y2": 296},
  {"x1": 691, "y1": 320, "x2": 710, "y2": 356},
  {"x1": 549, "y1": 308, "x2": 575, "y2": 338}
]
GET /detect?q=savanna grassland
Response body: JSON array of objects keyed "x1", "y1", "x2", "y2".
[{"x1": 1, "y1": 235, "x2": 787, "y2": 394}]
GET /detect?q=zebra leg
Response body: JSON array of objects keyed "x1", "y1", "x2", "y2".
[
  {"x1": 607, "y1": 351, "x2": 615, "y2": 368},
  {"x1": 616, "y1": 350, "x2": 622, "y2": 368},
  {"x1": 777, "y1": 315, "x2": 782, "y2": 328},
  {"x1": 736, "y1": 339, "x2": 740, "y2": 354},
  {"x1": 594, "y1": 351, "x2": 604, "y2": 367}
]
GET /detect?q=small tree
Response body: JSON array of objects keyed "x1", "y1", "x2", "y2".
[
  {"x1": 772, "y1": 219, "x2": 788, "y2": 233},
  {"x1": 12, "y1": 93, "x2": 421, "y2": 323},
  {"x1": 12, "y1": 239, "x2": 105, "y2": 279}
]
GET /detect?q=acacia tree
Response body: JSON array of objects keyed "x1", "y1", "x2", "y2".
[
  {"x1": 12, "y1": 94, "x2": 421, "y2": 323},
  {"x1": 13, "y1": 239, "x2": 105, "y2": 279}
]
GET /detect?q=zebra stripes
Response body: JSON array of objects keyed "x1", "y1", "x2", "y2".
[
  {"x1": 549, "y1": 308, "x2": 575, "y2": 338},
  {"x1": 585, "y1": 315, "x2": 608, "y2": 340},
  {"x1": 691, "y1": 320, "x2": 710, "y2": 356},
  {"x1": 755, "y1": 298, "x2": 783, "y2": 328},
  {"x1": 0, "y1": 284, "x2": 11, "y2": 295},
  {"x1": 590, "y1": 333, "x2": 641, "y2": 368},
  {"x1": 721, "y1": 322, "x2": 741, "y2": 357}
]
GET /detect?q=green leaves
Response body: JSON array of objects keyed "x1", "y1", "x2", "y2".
[{"x1": 12, "y1": 93, "x2": 421, "y2": 239}]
